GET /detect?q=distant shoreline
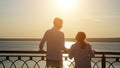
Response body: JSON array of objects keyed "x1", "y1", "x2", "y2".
[{"x1": 0, "y1": 38, "x2": 120, "y2": 42}]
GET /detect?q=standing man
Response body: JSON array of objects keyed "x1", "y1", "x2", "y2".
[{"x1": 39, "y1": 17, "x2": 66, "y2": 68}]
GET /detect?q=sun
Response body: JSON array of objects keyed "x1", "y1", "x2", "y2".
[{"x1": 57, "y1": 0, "x2": 75, "y2": 10}]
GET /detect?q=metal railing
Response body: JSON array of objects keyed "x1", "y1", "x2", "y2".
[{"x1": 0, "y1": 51, "x2": 120, "y2": 68}]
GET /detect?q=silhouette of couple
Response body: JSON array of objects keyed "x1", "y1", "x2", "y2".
[{"x1": 39, "y1": 17, "x2": 95, "y2": 68}]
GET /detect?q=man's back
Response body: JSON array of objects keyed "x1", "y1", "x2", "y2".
[{"x1": 42, "y1": 27, "x2": 64, "y2": 60}]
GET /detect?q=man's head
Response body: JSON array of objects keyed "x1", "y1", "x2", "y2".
[{"x1": 53, "y1": 17, "x2": 63, "y2": 29}]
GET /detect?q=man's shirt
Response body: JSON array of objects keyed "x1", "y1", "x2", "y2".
[{"x1": 40, "y1": 27, "x2": 65, "y2": 60}]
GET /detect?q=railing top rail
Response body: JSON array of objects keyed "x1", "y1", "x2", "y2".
[
  {"x1": 95, "y1": 51, "x2": 120, "y2": 55},
  {"x1": 0, "y1": 50, "x2": 45, "y2": 54},
  {"x1": 0, "y1": 50, "x2": 120, "y2": 55}
]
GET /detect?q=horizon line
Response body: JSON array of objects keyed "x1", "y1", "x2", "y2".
[{"x1": 0, "y1": 38, "x2": 120, "y2": 42}]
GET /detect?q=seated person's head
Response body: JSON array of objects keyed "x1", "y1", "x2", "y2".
[{"x1": 76, "y1": 32, "x2": 86, "y2": 42}]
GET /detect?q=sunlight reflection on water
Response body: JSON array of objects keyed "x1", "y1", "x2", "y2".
[{"x1": 65, "y1": 42, "x2": 75, "y2": 49}]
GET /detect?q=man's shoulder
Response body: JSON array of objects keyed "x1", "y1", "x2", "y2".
[
  {"x1": 45, "y1": 29, "x2": 52, "y2": 33},
  {"x1": 59, "y1": 31, "x2": 64, "y2": 34},
  {"x1": 46, "y1": 28, "x2": 64, "y2": 35}
]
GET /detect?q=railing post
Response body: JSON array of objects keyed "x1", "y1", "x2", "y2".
[{"x1": 102, "y1": 54, "x2": 106, "y2": 68}]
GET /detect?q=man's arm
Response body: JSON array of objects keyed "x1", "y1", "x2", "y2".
[
  {"x1": 68, "y1": 46, "x2": 74, "y2": 59},
  {"x1": 61, "y1": 32, "x2": 67, "y2": 52},
  {"x1": 39, "y1": 31, "x2": 47, "y2": 51}
]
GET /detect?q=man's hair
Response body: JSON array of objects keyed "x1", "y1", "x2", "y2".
[{"x1": 53, "y1": 17, "x2": 63, "y2": 25}]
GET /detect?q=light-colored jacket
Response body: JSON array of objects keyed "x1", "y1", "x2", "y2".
[{"x1": 69, "y1": 42, "x2": 95, "y2": 68}]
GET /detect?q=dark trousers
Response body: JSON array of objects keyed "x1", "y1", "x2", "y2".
[{"x1": 46, "y1": 59, "x2": 63, "y2": 68}]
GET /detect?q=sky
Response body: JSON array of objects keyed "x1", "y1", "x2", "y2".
[{"x1": 0, "y1": 0, "x2": 120, "y2": 38}]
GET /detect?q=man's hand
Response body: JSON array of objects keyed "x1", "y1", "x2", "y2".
[{"x1": 63, "y1": 48, "x2": 70, "y2": 53}]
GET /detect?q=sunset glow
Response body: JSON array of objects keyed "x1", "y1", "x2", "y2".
[
  {"x1": 0, "y1": 0, "x2": 120, "y2": 38},
  {"x1": 56, "y1": 0, "x2": 76, "y2": 10}
]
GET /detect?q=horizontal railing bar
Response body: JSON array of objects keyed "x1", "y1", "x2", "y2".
[
  {"x1": 0, "y1": 55, "x2": 120, "y2": 58},
  {"x1": 0, "y1": 51, "x2": 45, "y2": 54},
  {"x1": 95, "y1": 52, "x2": 120, "y2": 55},
  {"x1": 0, "y1": 55, "x2": 46, "y2": 57},
  {"x1": 0, "y1": 50, "x2": 120, "y2": 55}
]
